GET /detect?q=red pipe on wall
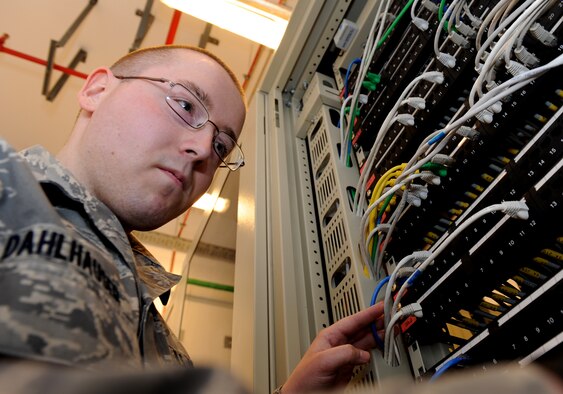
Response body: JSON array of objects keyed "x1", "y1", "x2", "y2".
[
  {"x1": 242, "y1": 44, "x2": 264, "y2": 91},
  {"x1": 165, "y1": 10, "x2": 182, "y2": 45},
  {"x1": 0, "y1": 34, "x2": 88, "y2": 79}
]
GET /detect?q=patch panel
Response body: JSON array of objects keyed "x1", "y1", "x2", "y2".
[{"x1": 268, "y1": 0, "x2": 563, "y2": 388}]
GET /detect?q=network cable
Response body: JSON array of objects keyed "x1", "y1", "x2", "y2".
[{"x1": 387, "y1": 201, "x2": 529, "y2": 352}]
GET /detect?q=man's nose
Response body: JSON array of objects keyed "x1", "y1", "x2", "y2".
[{"x1": 182, "y1": 123, "x2": 215, "y2": 161}]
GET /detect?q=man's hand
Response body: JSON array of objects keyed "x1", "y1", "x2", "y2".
[{"x1": 281, "y1": 302, "x2": 385, "y2": 393}]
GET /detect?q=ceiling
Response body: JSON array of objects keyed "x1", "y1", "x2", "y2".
[{"x1": 0, "y1": 0, "x2": 280, "y2": 256}]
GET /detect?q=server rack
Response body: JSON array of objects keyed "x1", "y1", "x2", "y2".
[{"x1": 246, "y1": 0, "x2": 562, "y2": 391}]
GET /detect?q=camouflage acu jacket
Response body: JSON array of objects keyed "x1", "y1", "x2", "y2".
[{"x1": 0, "y1": 139, "x2": 192, "y2": 370}]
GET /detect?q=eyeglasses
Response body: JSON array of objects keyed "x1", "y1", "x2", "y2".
[{"x1": 114, "y1": 75, "x2": 244, "y2": 171}]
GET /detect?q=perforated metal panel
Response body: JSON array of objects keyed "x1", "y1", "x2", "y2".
[{"x1": 304, "y1": 105, "x2": 410, "y2": 385}]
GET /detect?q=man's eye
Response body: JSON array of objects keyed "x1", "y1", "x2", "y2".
[
  {"x1": 213, "y1": 135, "x2": 235, "y2": 159},
  {"x1": 177, "y1": 98, "x2": 194, "y2": 113},
  {"x1": 213, "y1": 140, "x2": 228, "y2": 159}
]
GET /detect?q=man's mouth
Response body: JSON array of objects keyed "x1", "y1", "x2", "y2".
[{"x1": 160, "y1": 167, "x2": 185, "y2": 187}]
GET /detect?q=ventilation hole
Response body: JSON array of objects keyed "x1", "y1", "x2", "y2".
[
  {"x1": 328, "y1": 108, "x2": 340, "y2": 127},
  {"x1": 331, "y1": 257, "x2": 351, "y2": 288},
  {"x1": 347, "y1": 187, "x2": 357, "y2": 211},
  {"x1": 309, "y1": 117, "x2": 322, "y2": 140},
  {"x1": 322, "y1": 199, "x2": 340, "y2": 227},
  {"x1": 315, "y1": 154, "x2": 330, "y2": 180}
]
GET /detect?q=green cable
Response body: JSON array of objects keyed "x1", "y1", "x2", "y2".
[
  {"x1": 439, "y1": 0, "x2": 446, "y2": 21},
  {"x1": 438, "y1": 0, "x2": 457, "y2": 32},
  {"x1": 345, "y1": 0, "x2": 414, "y2": 167},
  {"x1": 376, "y1": 0, "x2": 415, "y2": 48}
]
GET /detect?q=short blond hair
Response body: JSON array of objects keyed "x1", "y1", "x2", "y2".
[{"x1": 110, "y1": 44, "x2": 247, "y2": 109}]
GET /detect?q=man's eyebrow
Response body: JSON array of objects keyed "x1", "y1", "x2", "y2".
[
  {"x1": 178, "y1": 79, "x2": 238, "y2": 140},
  {"x1": 222, "y1": 126, "x2": 238, "y2": 141},
  {"x1": 179, "y1": 79, "x2": 212, "y2": 110}
]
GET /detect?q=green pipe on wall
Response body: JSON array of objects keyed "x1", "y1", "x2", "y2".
[{"x1": 187, "y1": 278, "x2": 234, "y2": 293}]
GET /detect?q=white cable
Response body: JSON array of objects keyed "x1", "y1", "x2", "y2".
[
  {"x1": 384, "y1": 303, "x2": 423, "y2": 365},
  {"x1": 471, "y1": 0, "x2": 544, "y2": 105},
  {"x1": 475, "y1": 0, "x2": 510, "y2": 51},
  {"x1": 359, "y1": 172, "x2": 428, "y2": 269},
  {"x1": 341, "y1": 0, "x2": 387, "y2": 163},
  {"x1": 400, "y1": 52, "x2": 562, "y2": 184},
  {"x1": 389, "y1": 201, "x2": 529, "y2": 333},
  {"x1": 354, "y1": 72, "x2": 443, "y2": 214},
  {"x1": 506, "y1": 0, "x2": 554, "y2": 66},
  {"x1": 384, "y1": 252, "x2": 430, "y2": 330},
  {"x1": 433, "y1": 0, "x2": 462, "y2": 67},
  {"x1": 374, "y1": 189, "x2": 410, "y2": 278}
]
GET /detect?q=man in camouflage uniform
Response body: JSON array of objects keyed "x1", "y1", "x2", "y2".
[{"x1": 0, "y1": 45, "x2": 387, "y2": 393}]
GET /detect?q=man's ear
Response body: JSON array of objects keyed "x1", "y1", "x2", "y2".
[{"x1": 77, "y1": 67, "x2": 113, "y2": 112}]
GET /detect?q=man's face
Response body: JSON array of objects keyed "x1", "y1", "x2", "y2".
[{"x1": 76, "y1": 51, "x2": 246, "y2": 231}]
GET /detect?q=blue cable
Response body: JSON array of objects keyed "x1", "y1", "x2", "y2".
[
  {"x1": 428, "y1": 131, "x2": 446, "y2": 145},
  {"x1": 430, "y1": 356, "x2": 466, "y2": 381},
  {"x1": 370, "y1": 276, "x2": 389, "y2": 349},
  {"x1": 344, "y1": 58, "x2": 362, "y2": 98}
]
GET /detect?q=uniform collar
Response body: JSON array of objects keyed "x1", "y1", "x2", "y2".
[{"x1": 128, "y1": 233, "x2": 181, "y2": 304}]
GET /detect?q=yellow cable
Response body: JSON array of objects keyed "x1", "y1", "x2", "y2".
[{"x1": 366, "y1": 164, "x2": 407, "y2": 255}]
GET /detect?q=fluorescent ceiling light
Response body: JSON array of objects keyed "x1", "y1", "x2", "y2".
[
  {"x1": 192, "y1": 193, "x2": 230, "y2": 213},
  {"x1": 161, "y1": 0, "x2": 289, "y2": 49}
]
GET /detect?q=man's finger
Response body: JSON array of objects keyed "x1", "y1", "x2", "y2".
[
  {"x1": 315, "y1": 344, "x2": 371, "y2": 372},
  {"x1": 329, "y1": 302, "x2": 384, "y2": 339}
]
